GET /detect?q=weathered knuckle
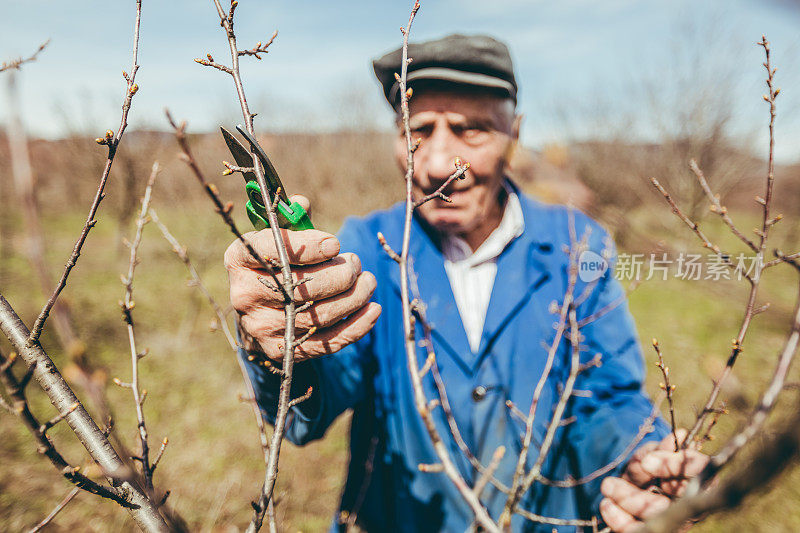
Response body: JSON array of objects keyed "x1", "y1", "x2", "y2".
[
  {"x1": 258, "y1": 338, "x2": 283, "y2": 360},
  {"x1": 223, "y1": 241, "x2": 239, "y2": 269},
  {"x1": 229, "y1": 284, "x2": 250, "y2": 312}
]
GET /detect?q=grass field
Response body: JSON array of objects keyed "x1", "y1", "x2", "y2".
[{"x1": 1, "y1": 133, "x2": 799, "y2": 532}]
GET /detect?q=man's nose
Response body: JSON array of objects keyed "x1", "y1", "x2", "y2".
[{"x1": 422, "y1": 130, "x2": 459, "y2": 182}]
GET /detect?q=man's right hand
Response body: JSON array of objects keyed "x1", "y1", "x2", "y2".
[{"x1": 224, "y1": 196, "x2": 381, "y2": 362}]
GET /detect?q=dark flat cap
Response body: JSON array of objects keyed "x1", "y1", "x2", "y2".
[{"x1": 372, "y1": 33, "x2": 517, "y2": 107}]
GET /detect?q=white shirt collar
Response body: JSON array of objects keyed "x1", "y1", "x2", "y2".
[{"x1": 441, "y1": 183, "x2": 525, "y2": 267}]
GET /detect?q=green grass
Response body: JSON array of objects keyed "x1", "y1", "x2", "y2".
[{"x1": 1, "y1": 187, "x2": 799, "y2": 532}]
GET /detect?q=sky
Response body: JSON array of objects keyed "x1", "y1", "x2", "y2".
[{"x1": 1, "y1": 0, "x2": 799, "y2": 162}]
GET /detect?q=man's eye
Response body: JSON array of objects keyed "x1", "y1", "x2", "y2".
[
  {"x1": 410, "y1": 126, "x2": 432, "y2": 137},
  {"x1": 460, "y1": 128, "x2": 490, "y2": 143}
]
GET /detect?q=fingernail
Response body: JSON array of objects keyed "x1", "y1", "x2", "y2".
[{"x1": 321, "y1": 236, "x2": 339, "y2": 256}]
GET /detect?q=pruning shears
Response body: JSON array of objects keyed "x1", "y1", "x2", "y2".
[{"x1": 221, "y1": 125, "x2": 314, "y2": 231}]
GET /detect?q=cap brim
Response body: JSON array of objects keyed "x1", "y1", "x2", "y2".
[{"x1": 389, "y1": 67, "x2": 517, "y2": 104}]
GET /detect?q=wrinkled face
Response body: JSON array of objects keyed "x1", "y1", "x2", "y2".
[{"x1": 394, "y1": 88, "x2": 520, "y2": 240}]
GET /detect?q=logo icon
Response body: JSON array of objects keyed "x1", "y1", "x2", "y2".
[{"x1": 578, "y1": 250, "x2": 608, "y2": 282}]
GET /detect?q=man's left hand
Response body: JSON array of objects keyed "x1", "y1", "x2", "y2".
[{"x1": 599, "y1": 429, "x2": 709, "y2": 532}]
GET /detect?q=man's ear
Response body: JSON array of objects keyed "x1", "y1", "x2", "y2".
[
  {"x1": 502, "y1": 113, "x2": 523, "y2": 165},
  {"x1": 511, "y1": 113, "x2": 523, "y2": 141}
]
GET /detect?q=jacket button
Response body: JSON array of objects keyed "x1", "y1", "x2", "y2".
[{"x1": 472, "y1": 385, "x2": 488, "y2": 402}]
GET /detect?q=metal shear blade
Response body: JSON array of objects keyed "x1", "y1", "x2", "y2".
[{"x1": 219, "y1": 125, "x2": 290, "y2": 205}]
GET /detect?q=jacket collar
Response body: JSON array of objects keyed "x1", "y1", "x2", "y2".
[{"x1": 388, "y1": 179, "x2": 557, "y2": 375}]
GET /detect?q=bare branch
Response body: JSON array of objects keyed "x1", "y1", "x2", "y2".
[
  {"x1": 202, "y1": 2, "x2": 303, "y2": 530},
  {"x1": 120, "y1": 162, "x2": 160, "y2": 490},
  {"x1": 652, "y1": 339, "x2": 679, "y2": 451},
  {"x1": 27, "y1": 487, "x2": 80, "y2": 533},
  {"x1": 392, "y1": 2, "x2": 499, "y2": 530},
  {"x1": 413, "y1": 160, "x2": 470, "y2": 208},
  {"x1": 164, "y1": 111, "x2": 286, "y2": 300},
  {"x1": 287, "y1": 386, "x2": 314, "y2": 408},
  {"x1": 683, "y1": 38, "x2": 779, "y2": 444},
  {"x1": 649, "y1": 178, "x2": 724, "y2": 257},
  {"x1": 29, "y1": 0, "x2": 143, "y2": 344},
  {"x1": 0, "y1": 39, "x2": 50, "y2": 73},
  {"x1": 239, "y1": 30, "x2": 278, "y2": 58},
  {"x1": 0, "y1": 348, "x2": 140, "y2": 511},
  {"x1": 689, "y1": 159, "x2": 758, "y2": 253},
  {"x1": 149, "y1": 209, "x2": 238, "y2": 350},
  {"x1": 500, "y1": 213, "x2": 587, "y2": 523},
  {"x1": 474, "y1": 446, "x2": 506, "y2": 498}
]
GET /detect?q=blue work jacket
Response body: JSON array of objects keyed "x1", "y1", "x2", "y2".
[{"x1": 243, "y1": 182, "x2": 668, "y2": 532}]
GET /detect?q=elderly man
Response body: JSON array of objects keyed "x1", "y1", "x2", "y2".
[{"x1": 225, "y1": 34, "x2": 706, "y2": 532}]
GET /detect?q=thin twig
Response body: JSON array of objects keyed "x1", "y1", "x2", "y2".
[
  {"x1": 202, "y1": 2, "x2": 300, "y2": 530},
  {"x1": 688, "y1": 278, "x2": 800, "y2": 491},
  {"x1": 27, "y1": 487, "x2": 80, "y2": 533},
  {"x1": 29, "y1": 1, "x2": 143, "y2": 344},
  {"x1": 500, "y1": 213, "x2": 587, "y2": 524},
  {"x1": 413, "y1": 160, "x2": 470, "y2": 208},
  {"x1": 652, "y1": 339, "x2": 678, "y2": 451},
  {"x1": 0, "y1": 39, "x2": 50, "y2": 73},
  {"x1": 649, "y1": 178, "x2": 723, "y2": 257},
  {"x1": 517, "y1": 307, "x2": 583, "y2": 502},
  {"x1": 164, "y1": 111, "x2": 285, "y2": 298},
  {"x1": 149, "y1": 209, "x2": 238, "y2": 350},
  {"x1": 682, "y1": 38, "x2": 779, "y2": 444},
  {"x1": 688, "y1": 159, "x2": 758, "y2": 253},
  {"x1": 120, "y1": 162, "x2": 159, "y2": 490},
  {"x1": 0, "y1": 350, "x2": 133, "y2": 508},
  {"x1": 539, "y1": 395, "x2": 663, "y2": 488},
  {"x1": 238, "y1": 30, "x2": 278, "y2": 58}
]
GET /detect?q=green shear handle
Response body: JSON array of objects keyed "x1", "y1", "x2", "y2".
[
  {"x1": 221, "y1": 125, "x2": 314, "y2": 231},
  {"x1": 244, "y1": 181, "x2": 314, "y2": 231}
]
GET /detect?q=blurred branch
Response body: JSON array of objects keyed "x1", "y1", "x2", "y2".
[
  {"x1": 28, "y1": 487, "x2": 80, "y2": 533},
  {"x1": 688, "y1": 278, "x2": 800, "y2": 491},
  {"x1": 119, "y1": 162, "x2": 162, "y2": 491},
  {"x1": 164, "y1": 112, "x2": 284, "y2": 294},
  {"x1": 638, "y1": 304, "x2": 800, "y2": 533},
  {"x1": 0, "y1": 39, "x2": 49, "y2": 73},
  {"x1": 148, "y1": 209, "x2": 238, "y2": 350},
  {"x1": 678, "y1": 37, "x2": 780, "y2": 445},
  {"x1": 149, "y1": 206, "x2": 275, "y2": 477},
  {"x1": 501, "y1": 215, "x2": 587, "y2": 523},
  {"x1": 28, "y1": 0, "x2": 143, "y2": 344},
  {"x1": 0, "y1": 349, "x2": 128, "y2": 506},
  {"x1": 4, "y1": 33, "x2": 121, "y2": 441},
  {"x1": 640, "y1": 35, "x2": 800, "y2": 532},
  {"x1": 688, "y1": 159, "x2": 758, "y2": 253},
  {"x1": 652, "y1": 339, "x2": 678, "y2": 451}
]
